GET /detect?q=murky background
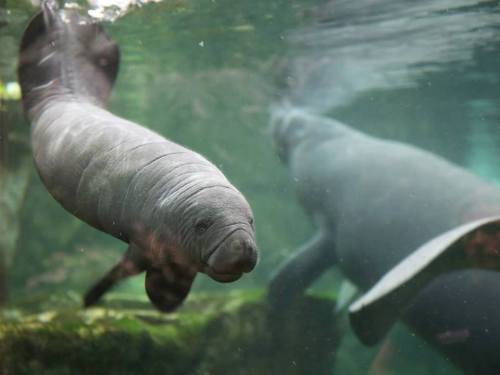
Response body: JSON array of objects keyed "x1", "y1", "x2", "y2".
[{"x1": 0, "y1": 0, "x2": 499, "y2": 374}]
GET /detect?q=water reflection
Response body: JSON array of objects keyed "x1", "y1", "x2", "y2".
[
  {"x1": 28, "y1": 0, "x2": 165, "y2": 21},
  {"x1": 284, "y1": 0, "x2": 500, "y2": 112}
]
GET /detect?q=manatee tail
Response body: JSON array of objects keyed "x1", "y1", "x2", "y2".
[
  {"x1": 349, "y1": 216, "x2": 500, "y2": 346},
  {"x1": 269, "y1": 102, "x2": 307, "y2": 164},
  {"x1": 269, "y1": 23, "x2": 361, "y2": 165},
  {"x1": 18, "y1": 0, "x2": 119, "y2": 118}
]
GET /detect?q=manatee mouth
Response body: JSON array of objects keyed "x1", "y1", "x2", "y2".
[
  {"x1": 203, "y1": 267, "x2": 243, "y2": 283},
  {"x1": 202, "y1": 228, "x2": 257, "y2": 283}
]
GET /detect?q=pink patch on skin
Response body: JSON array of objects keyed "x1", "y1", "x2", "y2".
[
  {"x1": 436, "y1": 329, "x2": 470, "y2": 345},
  {"x1": 463, "y1": 222, "x2": 500, "y2": 269},
  {"x1": 369, "y1": 339, "x2": 397, "y2": 375}
]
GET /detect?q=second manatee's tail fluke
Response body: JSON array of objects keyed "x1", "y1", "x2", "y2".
[
  {"x1": 18, "y1": 0, "x2": 119, "y2": 117},
  {"x1": 349, "y1": 216, "x2": 500, "y2": 346}
]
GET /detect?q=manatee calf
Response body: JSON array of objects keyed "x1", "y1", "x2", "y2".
[
  {"x1": 18, "y1": 0, "x2": 257, "y2": 311},
  {"x1": 268, "y1": 105, "x2": 500, "y2": 374}
]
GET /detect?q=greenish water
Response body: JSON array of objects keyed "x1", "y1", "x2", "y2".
[{"x1": 0, "y1": 0, "x2": 499, "y2": 374}]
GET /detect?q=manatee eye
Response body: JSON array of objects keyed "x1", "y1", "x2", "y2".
[
  {"x1": 249, "y1": 217, "x2": 254, "y2": 226},
  {"x1": 195, "y1": 219, "x2": 212, "y2": 235}
]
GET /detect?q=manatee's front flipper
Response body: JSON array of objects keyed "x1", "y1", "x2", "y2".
[
  {"x1": 268, "y1": 231, "x2": 336, "y2": 307},
  {"x1": 84, "y1": 243, "x2": 147, "y2": 307},
  {"x1": 145, "y1": 264, "x2": 196, "y2": 312},
  {"x1": 349, "y1": 215, "x2": 500, "y2": 346}
]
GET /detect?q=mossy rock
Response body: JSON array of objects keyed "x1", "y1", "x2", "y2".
[{"x1": 0, "y1": 291, "x2": 339, "y2": 375}]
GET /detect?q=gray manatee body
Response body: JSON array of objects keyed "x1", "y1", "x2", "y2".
[
  {"x1": 269, "y1": 105, "x2": 500, "y2": 374},
  {"x1": 18, "y1": 1, "x2": 257, "y2": 311}
]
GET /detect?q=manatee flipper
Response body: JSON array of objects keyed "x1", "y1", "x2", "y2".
[
  {"x1": 268, "y1": 231, "x2": 336, "y2": 306},
  {"x1": 84, "y1": 243, "x2": 147, "y2": 307},
  {"x1": 349, "y1": 215, "x2": 500, "y2": 345},
  {"x1": 145, "y1": 265, "x2": 196, "y2": 312}
]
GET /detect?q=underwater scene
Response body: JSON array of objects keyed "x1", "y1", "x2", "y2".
[{"x1": 1, "y1": 0, "x2": 500, "y2": 374}]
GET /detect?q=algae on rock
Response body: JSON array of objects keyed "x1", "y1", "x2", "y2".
[{"x1": 0, "y1": 291, "x2": 339, "y2": 375}]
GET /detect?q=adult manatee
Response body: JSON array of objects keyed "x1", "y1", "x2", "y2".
[
  {"x1": 18, "y1": 0, "x2": 258, "y2": 311},
  {"x1": 268, "y1": 105, "x2": 500, "y2": 374}
]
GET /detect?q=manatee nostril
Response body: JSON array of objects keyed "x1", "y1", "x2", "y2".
[{"x1": 231, "y1": 238, "x2": 253, "y2": 255}]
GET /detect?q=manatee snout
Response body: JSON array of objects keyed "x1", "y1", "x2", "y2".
[
  {"x1": 226, "y1": 236, "x2": 258, "y2": 272},
  {"x1": 205, "y1": 230, "x2": 258, "y2": 282}
]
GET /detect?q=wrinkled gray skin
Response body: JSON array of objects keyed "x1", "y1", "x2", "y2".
[
  {"x1": 269, "y1": 105, "x2": 500, "y2": 375},
  {"x1": 18, "y1": 1, "x2": 258, "y2": 312}
]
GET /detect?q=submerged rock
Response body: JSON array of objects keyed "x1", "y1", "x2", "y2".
[{"x1": 0, "y1": 291, "x2": 338, "y2": 374}]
